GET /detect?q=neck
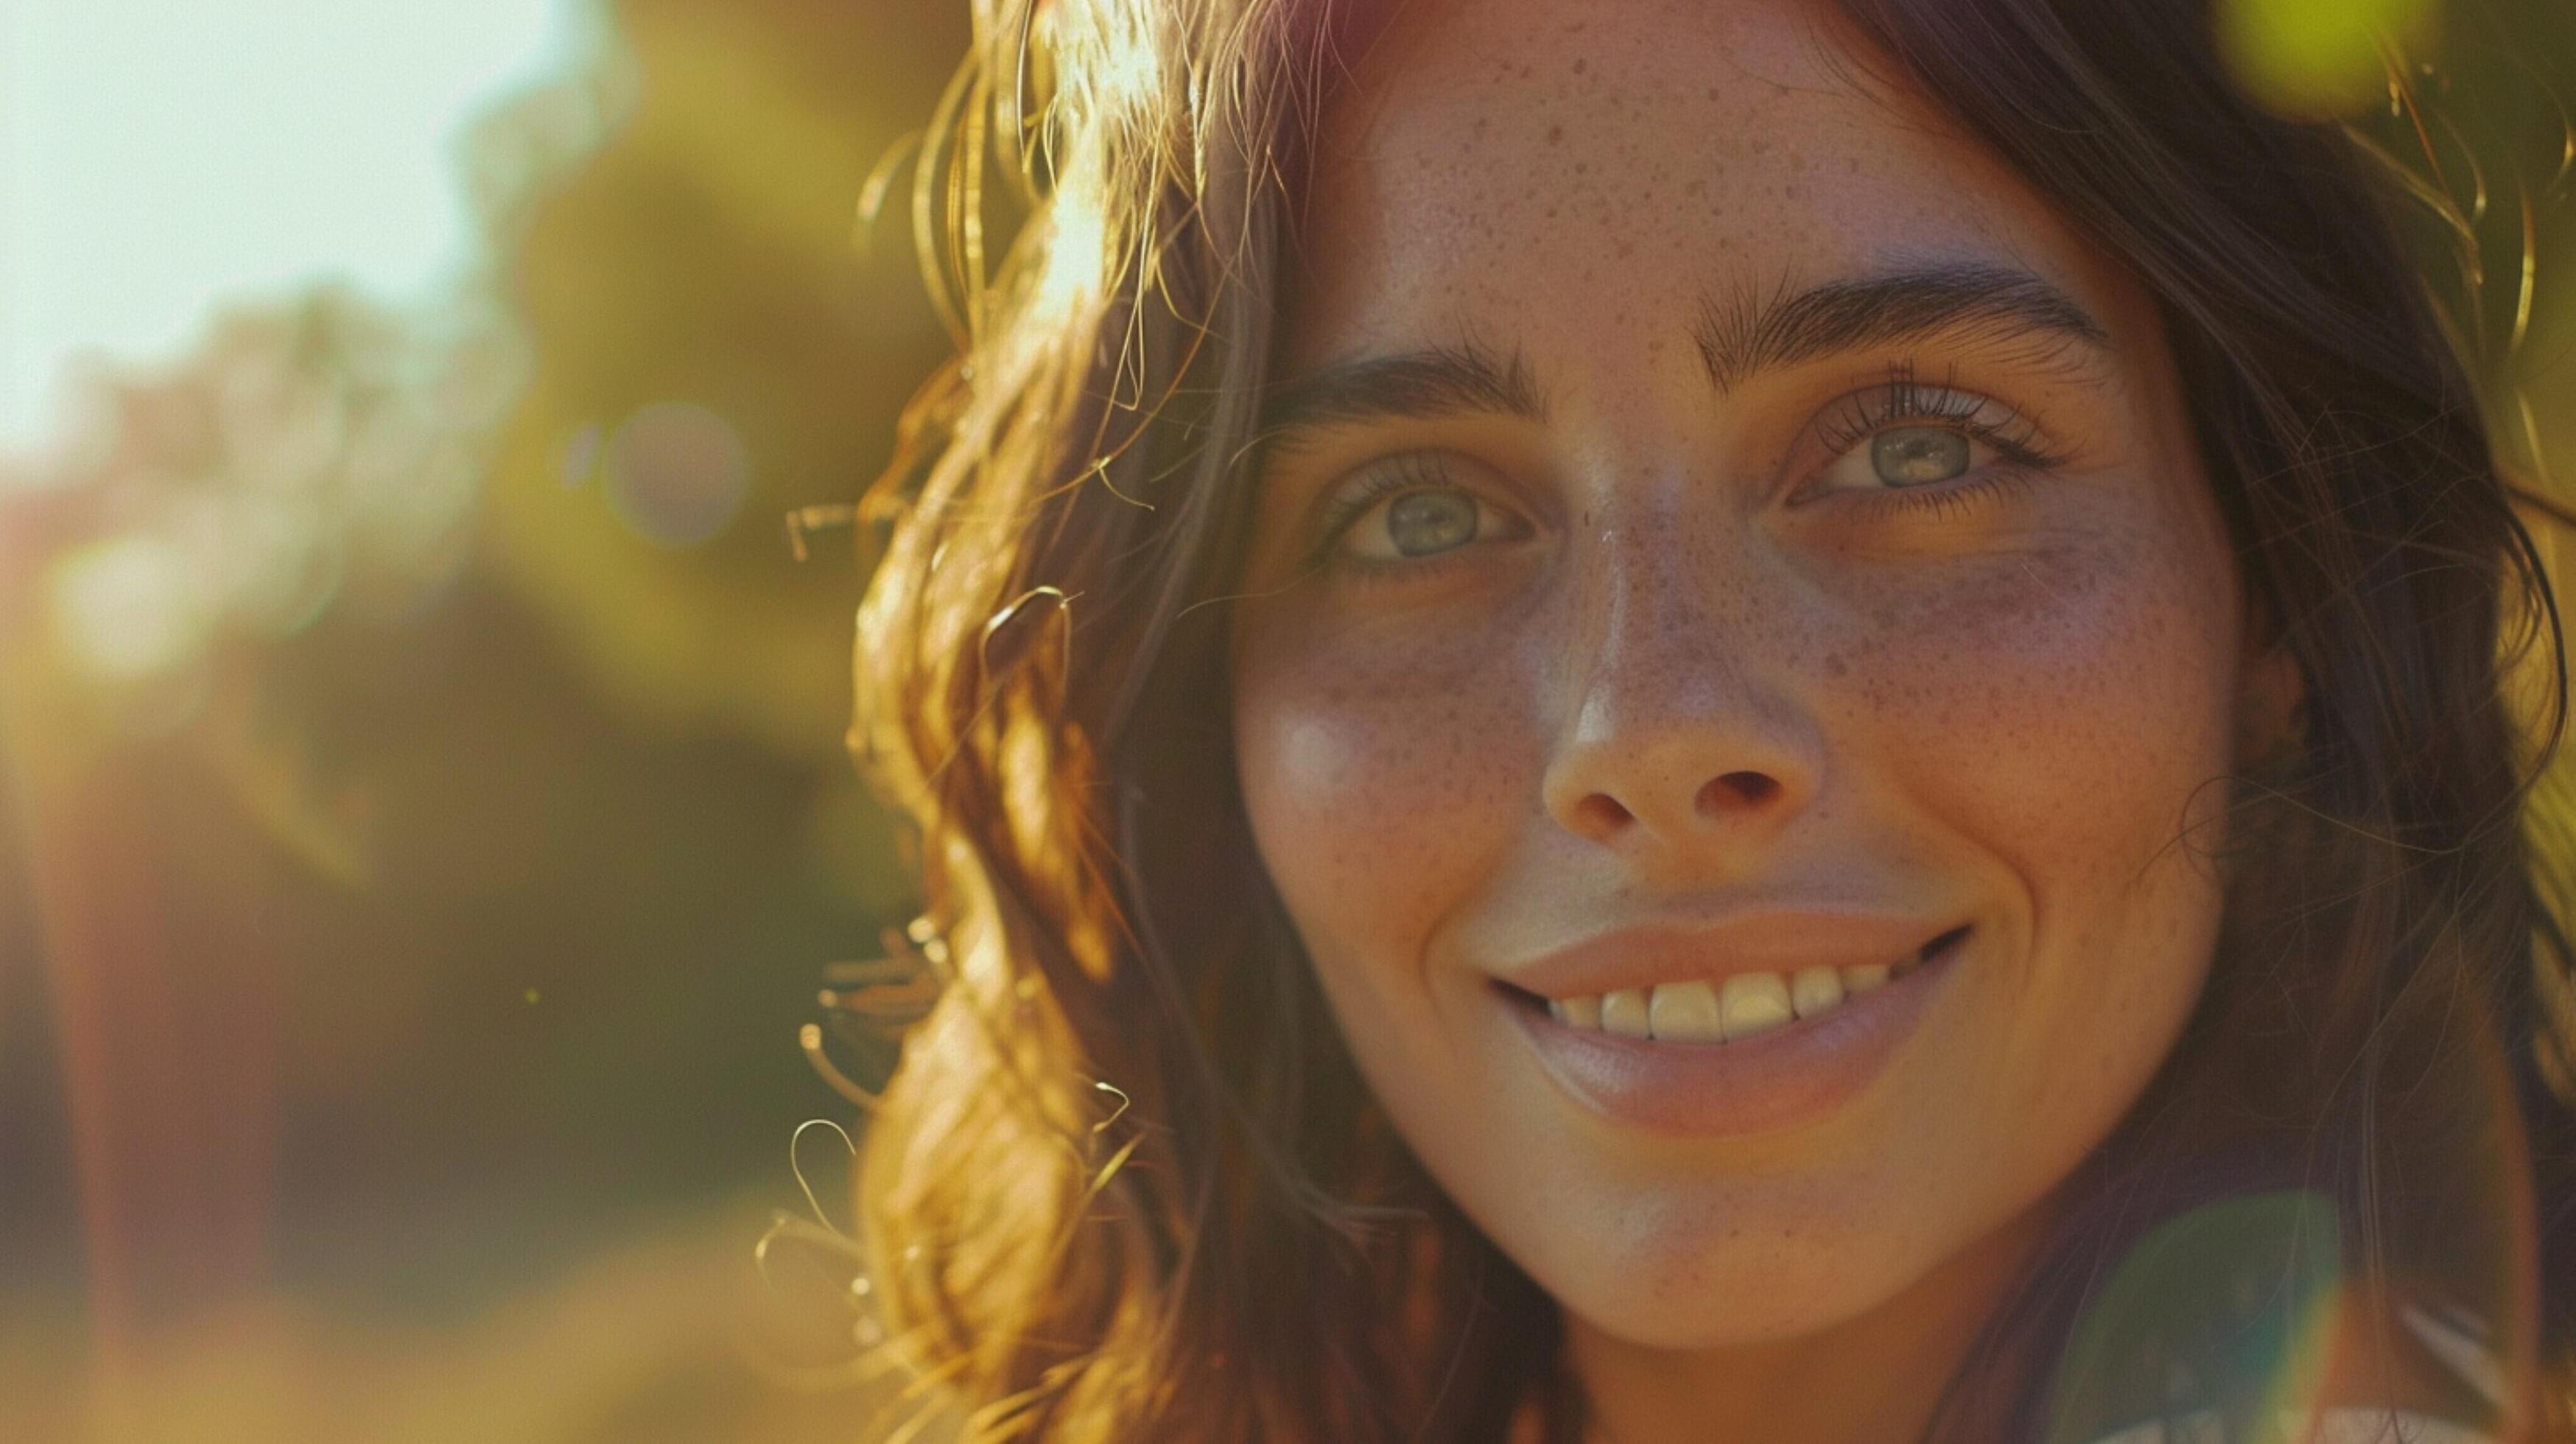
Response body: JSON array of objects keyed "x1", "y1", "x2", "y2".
[{"x1": 1561, "y1": 1196, "x2": 2063, "y2": 1444}]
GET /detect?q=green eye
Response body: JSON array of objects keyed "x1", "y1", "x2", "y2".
[
  {"x1": 1322, "y1": 452, "x2": 1533, "y2": 566},
  {"x1": 1385, "y1": 490, "x2": 1480, "y2": 556},
  {"x1": 1872, "y1": 426, "x2": 1972, "y2": 485}
]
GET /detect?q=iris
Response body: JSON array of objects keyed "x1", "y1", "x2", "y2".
[
  {"x1": 1386, "y1": 490, "x2": 1478, "y2": 555},
  {"x1": 1872, "y1": 424, "x2": 1971, "y2": 485}
]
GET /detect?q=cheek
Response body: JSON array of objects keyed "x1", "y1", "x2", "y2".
[
  {"x1": 1230, "y1": 609, "x2": 1537, "y2": 970},
  {"x1": 1850, "y1": 518, "x2": 2239, "y2": 884},
  {"x1": 1850, "y1": 511, "x2": 2242, "y2": 1120}
]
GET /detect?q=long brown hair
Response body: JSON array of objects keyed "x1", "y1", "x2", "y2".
[{"x1": 843, "y1": 0, "x2": 2576, "y2": 1437}]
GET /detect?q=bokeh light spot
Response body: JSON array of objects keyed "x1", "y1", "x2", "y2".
[
  {"x1": 2217, "y1": 0, "x2": 2440, "y2": 119},
  {"x1": 603, "y1": 402, "x2": 749, "y2": 547},
  {"x1": 46, "y1": 530, "x2": 206, "y2": 680}
]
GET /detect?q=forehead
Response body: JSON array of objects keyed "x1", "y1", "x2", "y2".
[{"x1": 1288, "y1": 0, "x2": 2138, "y2": 374}]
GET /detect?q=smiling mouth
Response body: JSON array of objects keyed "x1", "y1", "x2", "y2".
[{"x1": 1496, "y1": 925, "x2": 1972, "y2": 1045}]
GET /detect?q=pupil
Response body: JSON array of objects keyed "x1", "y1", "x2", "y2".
[
  {"x1": 1872, "y1": 426, "x2": 1970, "y2": 485},
  {"x1": 1387, "y1": 491, "x2": 1477, "y2": 556}
]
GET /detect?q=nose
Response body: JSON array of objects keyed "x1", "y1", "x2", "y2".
[{"x1": 1538, "y1": 525, "x2": 1823, "y2": 862}]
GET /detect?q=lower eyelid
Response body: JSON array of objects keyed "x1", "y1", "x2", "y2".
[{"x1": 1848, "y1": 466, "x2": 2040, "y2": 521}]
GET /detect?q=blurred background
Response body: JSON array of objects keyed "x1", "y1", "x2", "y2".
[
  {"x1": 0, "y1": 1, "x2": 964, "y2": 1437},
  {"x1": 0, "y1": 1, "x2": 2570, "y2": 1440}
]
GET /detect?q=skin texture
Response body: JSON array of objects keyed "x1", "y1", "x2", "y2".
[{"x1": 1227, "y1": 0, "x2": 2303, "y2": 1437}]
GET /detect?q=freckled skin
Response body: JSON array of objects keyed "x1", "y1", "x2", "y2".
[{"x1": 1226, "y1": 0, "x2": 2295, "y2": 1438}]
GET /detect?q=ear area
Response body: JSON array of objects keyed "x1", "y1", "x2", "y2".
[{"x1": 2232, "y1": 615, "x2": 2309, "y2": 771}]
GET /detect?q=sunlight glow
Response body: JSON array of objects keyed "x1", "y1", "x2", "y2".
[{"x1": 0, "y1": 0, "x2": 584, "y2": 447}]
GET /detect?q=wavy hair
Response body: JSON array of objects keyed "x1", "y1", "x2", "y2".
[{"x1": 842, "y1": 0, "x2": 2576, "y2": 1437}]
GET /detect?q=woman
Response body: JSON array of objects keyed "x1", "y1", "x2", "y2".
[{"x1": 841, "y1": 0, "x2": 2576, "y2": 1437}]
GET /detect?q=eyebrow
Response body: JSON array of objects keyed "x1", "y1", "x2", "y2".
[
  {"x1": 1255, "y1": 261, "x2": 2112, "y2": 445},
  {"x1": 1693, "y1": 261, "x2": 2111, "y2": 393},
  {"x1": 1257, "y1": 339, "x2": 1548, "y2": 448}
]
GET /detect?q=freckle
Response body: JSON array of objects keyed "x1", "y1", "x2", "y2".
[
  {"x1": 1706, "y1": 86, "x2": 1721, "y2": 101},
  {"x1": 1573, "y1": 57, "x2": 1587, "y2": 73},
  {"x1": 1574, "y1": 161, "x2": 1587, "y2": 175},
  {"x1": 1825, "y1": 653, "x2": 1848, "y2": 679},
  {"x1": 1548, "y1": 123, "x2": 1563, "y2": 144}
]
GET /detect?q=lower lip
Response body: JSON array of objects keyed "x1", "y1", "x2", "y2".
[{"x1": 1499, "y1": 933, "x2": 1964, "y2": 1140}]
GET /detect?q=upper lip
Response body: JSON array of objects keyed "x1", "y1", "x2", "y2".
[{"x1": 1499, "y1": 908, "x2": 1957, "y2": 1001}]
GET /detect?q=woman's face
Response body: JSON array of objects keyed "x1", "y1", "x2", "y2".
[{"x1": 1229, "y1": 0, "x2": 2283, "y2": 1354}]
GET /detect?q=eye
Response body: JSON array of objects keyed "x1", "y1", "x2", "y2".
[
  {"x1": 1800, "y1": 373, "x2": 2066, "y2": 508},
  {"x1": 1868, "y1": 425, "x2": 1973, "y2": 485},
  {"x1": 1815, "y1": 422, "x2": 1989, "y2": 494},
  {"x1": 1321, "y1": 453, "x2": 1534, "y2": 564},
  {"x1": 1386, "y1": 490, "x2": 1479, "y2": 555},
  {"x1": 1339, "y1": 487, "x2": 1522, "y2": 561}
]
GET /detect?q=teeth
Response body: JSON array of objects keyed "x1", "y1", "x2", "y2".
[
  {"x1": 1646, "y1": 979, "x2": 1724, "y2": 1042},
  {"x1": 1719, "y1": 972, "x2": 1793, "y2": 1042},
  {"x1": 1600, "y1": 988, "x2": 1652, "y2": 1038},
  {"x1": 1790, "y1": 966, "x2": 1845, "y2": 1019},
  {"x1": 1541, "y1": 953, "x2": 1925, "y2": 1040}
]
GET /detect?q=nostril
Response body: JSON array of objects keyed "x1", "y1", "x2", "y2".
[
  {"x1": 1698, "y1": 771, "x2": 1780, "y2": 813},
  {"x1": 1571, "y1": 793, "x2": 1633, "y2": 836}
]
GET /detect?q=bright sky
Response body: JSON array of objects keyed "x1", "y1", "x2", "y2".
[{"x1": 0, "y1": 0, "x2": 586, "y2": 446}]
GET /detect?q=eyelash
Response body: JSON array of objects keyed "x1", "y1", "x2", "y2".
[
  {"x1": 1819, "y1": 360, "x2": 2061, "y2": 456},
  {"x1": 1306, "y1": 362, "x2": 2070, "y2": 566},
  {"x1": 1809, "y1": 363, "x2": 2069, "y2": 523}
]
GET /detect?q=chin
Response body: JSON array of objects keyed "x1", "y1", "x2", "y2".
[{"x1": 1541, "y1": 1222, "x2": 1917, "y2": 1351}]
